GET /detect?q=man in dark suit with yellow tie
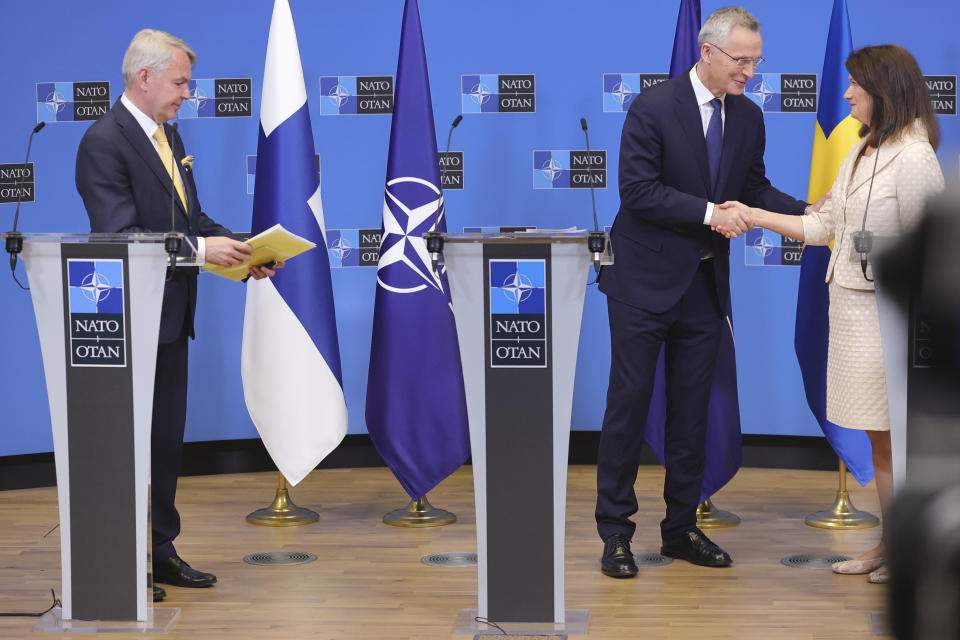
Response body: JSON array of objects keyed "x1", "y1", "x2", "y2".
[
  {"x1": 596, "y1": 7, "x2": 811, "y2": 577},
  {"x1": 75, "y1": 29, "x2": 277, "y2": 601}
]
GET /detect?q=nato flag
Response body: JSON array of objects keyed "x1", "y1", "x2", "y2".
[{"x1": 366, "y1": 0, "x2": 470, "y2": 500}]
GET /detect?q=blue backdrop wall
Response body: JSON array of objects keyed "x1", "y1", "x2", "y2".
[{"x1": 1, "y1": 0, "x2": 958, "y2": 456}]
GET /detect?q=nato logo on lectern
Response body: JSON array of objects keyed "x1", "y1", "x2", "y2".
[
  {"x1": 461, "y1": 74, "x2": 536, "y2": 113},
  {"x1": 745, "y1": 228, "x2": 803, "y2": 267},
  {"x1": 0, "y1": 163, "x2": 34, "y2": 204},
  {"x1": 36, "y1": 82, "x2": 111, "y2": 122},
  {"x1": 602, "y1": 73, "x2": 668, "y2": 112},
  {"x1": 179, "y1": 79, "x2": 252, "y2": 118},
  {"x1": 745, "y1": 74, "x2": 817, "y2": 112},
  {"x1": 67, "y1": 260, "x2": 126, "y2": 367},
  {"x1": 489, "y1": 259, "x2": 547, "y2": 368},
  {"x1": 533, "y1": 151, "x2": 606, "y2": 189},
  {"x1": 925, "y1": 76, "x2": 957, "y2": 115},
  {"x1": 319, "y1": 76, "x2": 395, "y2": 115}
]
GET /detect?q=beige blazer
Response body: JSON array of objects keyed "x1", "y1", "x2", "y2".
[{"x1": 801, "y1": 121, "x2": 944, "y2": 291}]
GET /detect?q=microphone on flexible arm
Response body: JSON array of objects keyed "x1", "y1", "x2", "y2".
[
  {"x1": 426, "y1": 114, "x2": 463, "y2": 274},
  {"x1": 580, "y1": 117, "x2": 607, "y2": 274},
  {"x1": 851, "y1": 125, "x2": 894, "y2": 282},
  {"x1": 5, "y1": 121, "x2": 46, "y2": 287},
  {"x1": 164, "y1": 122, "x2": 183, "y2": 277}
]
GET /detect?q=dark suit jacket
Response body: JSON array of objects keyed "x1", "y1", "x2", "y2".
[
  {"x1": 599, "y1": 71, "x2": 806, "y2": 315},
  {"x1": 76, "y1": 99, "x2": 232, "y2": 343}
]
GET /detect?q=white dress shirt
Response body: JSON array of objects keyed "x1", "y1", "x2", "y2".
[
  {"x1": 688, "y1": 66, "x2": 724, "y2": 225},
  {"x1": 119, "y1": 93, "x2": 206, "y2": 262}
]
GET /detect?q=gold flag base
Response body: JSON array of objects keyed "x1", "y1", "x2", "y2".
[
  {"x1": 696, "y1": 498, "x2": 741, "y2": 528},
  {"x1": 383, "y1": 495, "x2": 456, "y2": 528},
  {"x1": 805, "y1": 460, "x2": 879, "y2": 529},
  {"x1": 246, "y1": 473, "x2": 318, "y2": 527},
  {"x1": 804, "y1": 491, "x2": 880, "y2": 529}
]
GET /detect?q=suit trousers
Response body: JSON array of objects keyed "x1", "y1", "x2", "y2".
[
  {"x1": 151, "y1": 330, "x2": 189, "y2": 562},
  {"x1": 596, "y1": 259, "x2": 724, "y2": 541}
]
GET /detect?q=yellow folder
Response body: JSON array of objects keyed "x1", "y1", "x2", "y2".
[{"x1": 203, "y1": 224, "x2": 317, "y2": 282}]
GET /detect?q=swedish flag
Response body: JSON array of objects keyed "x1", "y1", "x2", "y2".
[{"x1": 794, "y1": 0, "x2": 873, "y2": 484}]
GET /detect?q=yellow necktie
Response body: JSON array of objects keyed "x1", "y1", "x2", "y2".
[{"x1": 152, "y1": 126, "x2": 188, "y2": 213}]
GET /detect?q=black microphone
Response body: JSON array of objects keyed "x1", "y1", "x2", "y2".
[
  {"x1": 426, "y1": 114, "x2": 463, "y2": 274},
  {"x1": 445, "y1": 114, "x2": 462, "y2": 155},
  {"x1": 6, "y1": 121, "x2": 45, "y2": 282},
  {"x1": 163, "y1": 122, "x2": 182, "y2": 276},
  {"x1": 851, "y1": 125, "x2": 893, "y2": 282},
  {"x1": 580, "y1": 117, "x2": 606, "y2": 273}
]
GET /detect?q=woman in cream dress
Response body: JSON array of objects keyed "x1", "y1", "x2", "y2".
[{"x1": 717, "y1": 44, "x2": 944, "y2": 584}]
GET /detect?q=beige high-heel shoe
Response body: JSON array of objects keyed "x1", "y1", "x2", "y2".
[{"x1": 831, "y1": 556, "x2": 886, "y2": 575}]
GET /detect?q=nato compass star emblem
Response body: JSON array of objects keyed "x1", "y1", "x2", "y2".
[
  {"x1": 468, "y1": 82, "x2": 493, "y2": 106},
  {"x1": 611, "y1": 81, "x2": 634, "y2": 106},
  {"x1": 748, "y1": 231, "x2": 776, "y2": 259},
  {"x1": 750, "y1": 79, "x2": 776, "y2": 107},
  {"x1": 377, "y1": 176, "x2": 445, "y2": 295},
  {"x1": 330, "y1": 234, "x2": 353, "y2": 262},
  {"x1": 539, "y1": 157, "x2": 564, "y2": 182},
  {"x1": 79, "y1": 271, "x2": 113, "y2": 304},
  {"x1": 188, "y1": 83, "x2": 211, "y2": 112},
  {"x1": 501, "y1": 271, "x2": 534, "y2": 304},
  {"x1": 329, "y1": 83, "x2": 352, "y2": 107},
  {"x1": 42, "y1": 88, "x2": 68, "y2": 116}
]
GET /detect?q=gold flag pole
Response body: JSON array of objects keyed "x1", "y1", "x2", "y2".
[
  {"x1": 805, "y1": 458, "x2": 879, "y2": 529},
  {"x1": 696, "y1": 498, "x2": 741, "y2": 528},
  {"x1": 383, "y1": 494, "x2": 456, "y2": 527},
  {"x1": 246, "y1": 472, "x2": 319, "y2": 526}
]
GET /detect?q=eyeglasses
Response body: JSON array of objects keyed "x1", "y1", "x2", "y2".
[{"x1": 709, "y1": 43, "x2": 765, "y2": 69}]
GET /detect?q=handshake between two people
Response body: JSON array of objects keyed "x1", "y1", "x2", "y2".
[
  {"x1": 711, "y1": 201, "x2": 755, "y2": 239},
  {"x1": 712, "y1": 192, "x2": 831, "y2": 239}
]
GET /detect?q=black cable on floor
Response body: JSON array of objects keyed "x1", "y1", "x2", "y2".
[
  {"x1": 0, "y1": 588, "x2": 60, "y2": 617},
  {"x1": 474, "y1": 615, "x2": 510, "y2": 635}
]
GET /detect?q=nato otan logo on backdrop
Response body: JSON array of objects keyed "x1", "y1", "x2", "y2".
[
  {"x1": 247, "y1": 154, "x2": 321, "y2": 195},
  {"x1": 439, "y1": 152, "x2": 464, "y2": 190},
  {"x1": 745, "y1": 228, "x2": 803, "y2": 267},
  {"x1": 533, "y1": 150, "x2": 606, "y2": 189},
  {"x1": 602, "y1": 73, "x2": 668, "y2": 112},
  {"x1": 179, "y1": 79, "x2": 252, "y2": 118},
  {"x1": 0, "y1": 163, "x2": 34, "y2": 204},
  {"x1": 925, "y1": 76, "x2": 957, "y2": 115},
  {"x1": 461, "y1": 74, "x2": 536, "y2": 113},
  {"x1": 319, "y1": 76, "x2": 394, "y2": 115},
  {"x1": 489, "y1": 259, "x2": 547, "y2": 368},
  {"x1": 326, "y1": 229, "x2": 382, "y2": 268},
  {"x1": 36, "y1": 82, "x2": 110, "y2": 122},
  {"x1": 745, "y1": 74, "x2": 817, "y2": 112},
  {"x1": 67, "y1": 259, "x2": 126, "y2": 367}
]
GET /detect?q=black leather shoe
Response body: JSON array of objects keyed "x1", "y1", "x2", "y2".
[
  {"x1": 600, "y1": 533, "x2": 639, "y2": 578},
  {"x1": 153, "y1": 585, "x2": 166, "y2": 602},
  {"x1": 153, "y1": 555, "x2": 217, "y2": 588},
  {"x1": 661, "y1": 528, "x2": 732, "y2": 567}
]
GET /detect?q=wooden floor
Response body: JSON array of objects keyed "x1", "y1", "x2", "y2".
[{"x1": 0, "y1": 466, "x2": 887, "y2": 639}]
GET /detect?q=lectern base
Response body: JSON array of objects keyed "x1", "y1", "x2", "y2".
[
  {"x1": 35, "y1": 607, "x2": 179, "y2": 633},
  {"x1": 452, "y1": 608, "x2": 589, "y2": 636}
]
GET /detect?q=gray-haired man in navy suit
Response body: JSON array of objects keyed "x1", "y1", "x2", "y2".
[
  {"x1": 76, "y1": 29, "x2": 279, "y2": 600},
  {"x1": 596, "y1": 7, "x2": 814, "y2": 577}
]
